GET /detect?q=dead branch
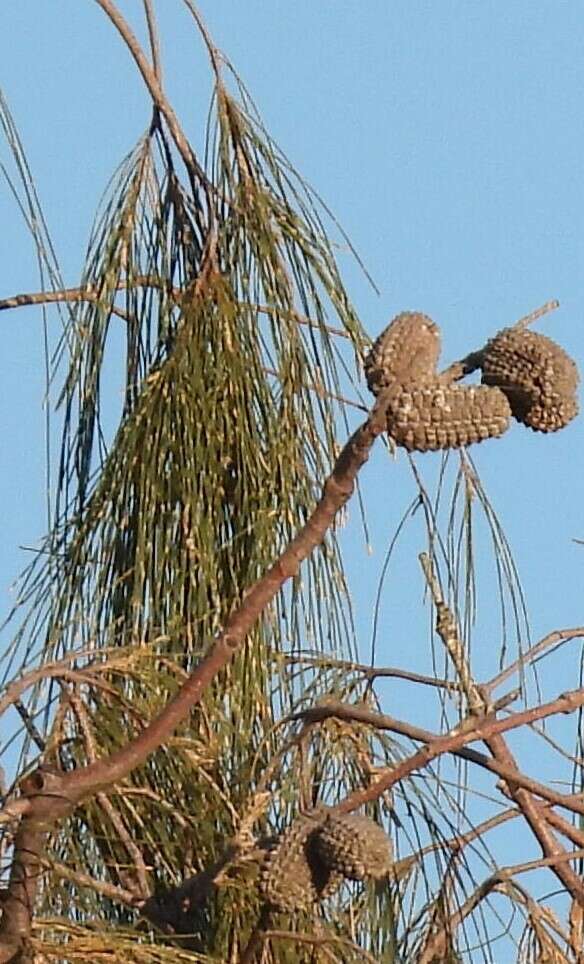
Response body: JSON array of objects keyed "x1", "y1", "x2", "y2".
[
  {"x1": 285, "y1": 652, "x2": 463, "y2": 692},
  {"x1": 293, "y1": 700, "x2": 584, "y2": 816},
  {"x1": 44, "y1": 859, "x2": 138, "y2": 909},
  {"x1": 485, "y1": 626, "x2": 584, "y2": 695},
  {"x1": 420, "y1": 566, "x2": 584, "y2": 907}
]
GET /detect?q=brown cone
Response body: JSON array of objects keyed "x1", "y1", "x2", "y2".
[
  {"x1": 385, "y1": 382, "x2": 511, "y2": 452},
  {"x1": 313, "y1": 813, "x2": 393, "y2": 881},
  {"x1": 480, "y1": 327, "x2": 579, "y2": 432},
  {"x1": 365, "y1": 312, "x2": 441, "y2": 395},
  {"x1": 259, "y1": 810, "x2": 342, "y2": 912}
]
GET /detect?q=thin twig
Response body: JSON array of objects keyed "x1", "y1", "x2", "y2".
[
  {"x1": 419, "y1": 553, "x2": 484, "y2": 713},
  {"x1": 46, "y1": 859, "x2": 138, "y2": 908},
  {"x1": 93, "y1": 0, "x2": 210, "y2": 193},
  {"x1": 285, "y1": 652, "x2": 463, "y2": 692},
  {"x1": 263, "y1": 365, "x2": 367, "y2": 412},
  {"x1": 437, "y1": 298, "x2": 561, "y2": 383},
  {"x1": 142, "y1": 0, "x2": 162, "y2": 83},
  {"x1": 514, "y1": 298, "x2": 560, "y2": 330},
  {"x1": 68, "y1": 692, "x2": 150, "y2": 900},
  {"x1": 293, "y1": 700, "x2": 584, "y2": 816},
  {"x1": 0, "y1": 282, "x2": 353, "y2": 343},
  {"x1": 0, "y1": 285, "x2": 129, "y2": 320},
  {"x1": 420, "y1": 564, "x2": 584, "y2": 907},
  {"x1": 485, "y1": 626, "x2": 584, "y2": 695}
]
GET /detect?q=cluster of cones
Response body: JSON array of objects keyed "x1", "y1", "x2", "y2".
[
  {"x1": 364, "y1": 312, "x2": 579, "y2": 452},
  {"x1": 260, "y1": 809, "x2": 392, "y2": 913}
]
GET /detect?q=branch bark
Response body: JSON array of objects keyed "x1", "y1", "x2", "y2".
[
  {"x1": 0, "y1": 389, "x2": 393, "y2": 957},
  {"x1": 294, "y1": 701, "x2": 584, "y2": 816}
]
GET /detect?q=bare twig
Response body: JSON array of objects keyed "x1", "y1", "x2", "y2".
[
  {"x1": 0, "y1": 282, "x2": 354, "y2": 344},
  {"x1": 420, "y1": 570, "x2": 584, "y2": 907},
  {"x1": 142, "y1": 0, "x2": 162, "y2": 83},
  {"x1": 263, "y1": 365, "x2": 367, "y2": 412},
  {"x1": 485, "y1": 626, "x2": 584, "y2": 695},
  {"x1": 67, "y1": 692, "x2": 150, "y2": 900},
  {"x1": 419, "y1": 553, "x2": 484, "y2": 713},
  {"x1": 293, "y1": 701, "x2": 584, "y2": 816},
  {"x1": 419, "y1": 844, "x2": 573, "y2": 964},
  {"x1": 93, "y1": 0, "x2": 210, "y2": 193},
  {"x1": 514, "y1": 298, "x2": 560, "y2": 330},
  {"x1": 46, "y1": 859, "x2": 138, "y2": 909},
  {"x1": 286, "y1": 652, "x2": 463, "y2": 692},
  {"x1": 0, "y1": 285, "x2": 129, "y2": 320}
]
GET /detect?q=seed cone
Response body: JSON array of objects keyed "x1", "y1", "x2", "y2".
[
  {"x1": 385, "y1": 381, "x2": 511, "y2": 452},
  {"x1": 480, "y1": 327, "x2": 579, "y2": 432},
  {"x1": 259, "y1": 811, "x2": 341, "y2": 912},
  {"x1": 365, "y1": 312, "x2": 441, "y2": 395},
  {"x1": 313, "y1": 813, "x2": 392, "y2": 881}
]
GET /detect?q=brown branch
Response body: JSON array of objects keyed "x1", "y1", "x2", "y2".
[
  {"x1": 51, "y1": 391, "x2": 391, "y2": 805},
  {"x1": 0, "y1": 652, "x2": 112, "y2": 719},
  {"x1": 180, "y1": 0, "x2": 223, "y2": 79},
  {"x1": 0, "y1": 285, "x2": 129, "y2": 320},
  {"x1": 486, "y1": 729, "x2": 584, "y2": 904},
  {"x1": 0, "y1": 769, "x2": 62, "y2": 957},
  {"x1": 0, "y1": 798, "x2": 35, "y2": 827},
  {"x1": 0, "y1": 388, "x2": 393, "y2": 963},
  {"x1": 0, "y1": 280, "x2": 353, "y2": 344},
  {"x1": 0, "y1": 388, "x2": 392, "y2": 956},
  {"x1": 294, "y1": 701, "x2": 584, "y2": 816},
  {"x1": 142, "y1": 0, "x2": 162, "y2": 84},
  {"x1": 485, "y1": 626, "x2": 584, "y2": 695},
  {"x1": 420, "y1": 572, "x2": 584, "y2": 908},
  {"x1": 286, "y1": 653, "x2": 463, "y2": 692},
  {"x1": 46, "y1": 859, "x2": 138, "y2": 909},
  {"x1": 93, "y1": 0, "x2": 210, "y2": 192},
  {"x1": 418, "y1": 847, "x2": 572, "y2": 964}
]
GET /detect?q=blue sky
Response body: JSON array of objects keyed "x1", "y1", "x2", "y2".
[{"x1": 1, "y1": 1, "x2": 583, "y2": 954}]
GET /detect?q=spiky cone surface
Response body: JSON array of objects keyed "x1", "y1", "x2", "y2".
[
  {"x1": 364, "y1": 312, "x2": 441, "y2": 395},
  {"x1": 480, "y1": 327, "x2": 579, "y2": 432},
  {"x1": 385, "y1": 381, "x2": 512, "y2": 451},
  {"x1": 313, "y1": 813, "x2": 393, "y2": 881},
  {"x1": 259, "y1": 811, "x2": 343, "y2": 912}
]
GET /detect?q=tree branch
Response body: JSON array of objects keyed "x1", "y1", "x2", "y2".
[
  {"x1": 293, "y1": 701, "x2": 584, "y2": 816},
  {"x1": 0, "y1": 390, "x2": 393, "y2": 956},
  {"x1": 93, "y1": 0, "x2": 210, "y2": 192},
  {"x1": 419, "y1": 567, "x2": 584, "y2": 907}
]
